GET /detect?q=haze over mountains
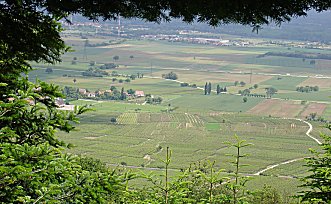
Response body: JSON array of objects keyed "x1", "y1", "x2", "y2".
[{"x1": 73, "y1": 11, "x2": 331, "y2": 42}]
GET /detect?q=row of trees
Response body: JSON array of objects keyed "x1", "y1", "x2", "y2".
[
  {"x1": 204, "y1": 82, "x2": 228, "y2": 95},
  {"x1": 180, "y1": 82, "x2": 197, "y2": 88},
  {"x1": 296, "y1": 86, "x2": 319, "y2": 93},
  {"x1": 306, "y1": 113, "x2": 329, "y2": 123},
  {"x1": 145, "y1": 95, "x2": 163, "y2": 104},
  {"x1": 258, "y1": 51, "x2": 329, "y2": 61},
  {"x1": 238, "y1": 87, "x2": 277, "y2": 98},
  {"x1": 82, "y1": 67, "x2": 109, "y2": 77},
  {"x1": 99, "y1": 62, "x2": 118, "y2": 69},
  {"x1": 204, "y1": 82, "x2": 212, "y2": 95},
  {"x1": 112, "y1": 78, "x2": 131, "y2": 83},
  {"x1": 111, "y1": 71, "x2": 144, "y2": 80},
  {"x1": 216, "y1": 85, "x2": 227, "y2": 94}
]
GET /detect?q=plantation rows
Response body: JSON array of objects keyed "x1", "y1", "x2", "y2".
[
  {"x1": 116, "y1": 112, "x2": 205, "y2": 129},
  {"x1": 117, "y1": 113, "x2": 138, "y2": 124}
]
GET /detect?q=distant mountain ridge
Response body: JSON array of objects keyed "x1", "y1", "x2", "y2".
[{"x1": 70, "y1": 11, "x2": 331, "y2": 42}]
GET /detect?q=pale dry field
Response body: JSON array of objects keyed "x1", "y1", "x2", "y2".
[
  {"x1": 299, "y1": 77, "x2": 331, "y2": 89},
  {"x1": 247, "y1": 99, "x2": 304, "y2": 118},
  {"x1": 300, "y1": 102, "x2": 328, "y2": 118}
]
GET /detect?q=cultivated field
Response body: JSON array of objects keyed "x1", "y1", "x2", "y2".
[
  {"x1": 300, "y1": 103, "x2": 328, "y2": 118},
  {"x1": 59, "y1": 102, "x2": 318, "y2": 176},
  {"x1": 299, "y1": 77, "x2": 331, "y2": 89},
  {"x1": 247, "y1": 99, "x2": 304, "y2": 118}
]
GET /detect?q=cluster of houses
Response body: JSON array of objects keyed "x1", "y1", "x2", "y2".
[
  {"x1": 78, "y1": 88, "x2": 145, "y2": 98},
  {"x1": 140, "y1": 34, "x2": 253, "y2": 47},
  {"x1": 141, "y1": 34, "x2": 232, "y2": 46}
]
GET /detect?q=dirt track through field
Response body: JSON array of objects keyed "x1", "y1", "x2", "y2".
[{"x1": 252, "y1": 118, "x2": 321, "y2": 176}]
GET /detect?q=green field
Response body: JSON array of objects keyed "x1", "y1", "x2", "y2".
[
  {"x1": 277, "y1": 90, "x2": 331, "y2": 102},
  {"x1": 58, "y1": 102, "x2": 318, "y2": 176},
  {"x1": 260, "y1": 76, "x2": 308, "y2": 91},
  {"x1": 169, "y1": 94, "x2": 264, "y2": 112}
]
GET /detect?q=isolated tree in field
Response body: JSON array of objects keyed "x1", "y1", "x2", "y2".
[
  {"x1": 241, "y1": 89, "x2": 251, "y2": 95},
  {"x1": 120, "y1": 87, "x2": 126, "y2": 100},
  {"x1": 73, "y1": 78, "x2": 77, "y2": 83},
  {"x1": 110, "y1": 86, "x2": 117, "y2": 91},
  {"x1": 253, "y1": 84, "x2": 258, "y2": 89},
  {"x1": 299, "y1": 125, "x2": 331, "y2": 203},
  {"x1": 204, "y1": 82, "x2": 208, "y2": 95},
  {"x1": 265, "y1": 87, "x2": 278, "y2": 98},
  {"x1": 243, "y1": 97, "x2": 248, "y2": 103},
  {"x1": 208, "y1": 82, "x2": 212, "y2": 95},
  {"x1": 216, "y1": 84, "x2": 221, "y2": 95},
  {"x1": 110, "y1": 117, "x2": 117, "y2": 123},
  {"x1": 113, "y1": 55, "x2": 120, "y2": 61},
  {"x1": 45, "y1": 67, "x2": 53, "y2": 74},
  {"x1": 119, "y1": 79, "x2": 123, "y2": 83},
  {"x1": 162, "y1": 72, "x2": 178, "y2": 80},
  {"x1": 130, "y1": 55, "x2": 134, "y2": 60},
  {"x1": 127, "y1": 89, "x2": 135, "y2": 95},
  {"x1": 240, "y1": 81, "x2": 246, "y2": 87}
]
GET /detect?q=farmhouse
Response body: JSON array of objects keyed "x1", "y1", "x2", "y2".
[
  {"x1": 95, "y1": 90, "x2": 105, "y2": 96},
  {"x1": 86, "y1": 92, "x2": 96, "y2": 98},
  {"x1": 57, "y1": 104, "x2": 75, "y2": 111},
  {"x1": 78, "y1": 88, "x2": 87, "y2": 95},
  {"x1": 55, "y1": 97, "x2": 65, "y2": 107},
  {"x1": 135, "y1": 90, "x2": 145, "y2": 97}
]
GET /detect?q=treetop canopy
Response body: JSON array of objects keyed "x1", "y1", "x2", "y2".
[{"x1": 2, "y1": 0, "x2": 331, "y2": 26}]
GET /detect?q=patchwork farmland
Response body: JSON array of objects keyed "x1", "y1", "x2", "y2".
[{"x1": 33, "y1": 35, "x2": 330, "y2": 194}]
